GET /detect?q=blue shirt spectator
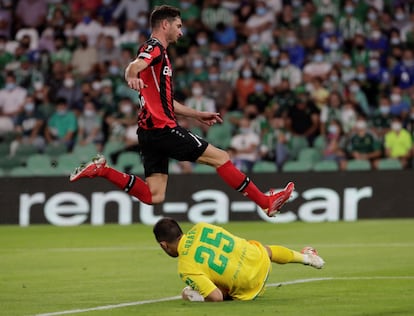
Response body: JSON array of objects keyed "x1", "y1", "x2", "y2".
[{"x1": 392, "y1": 49, "x2": 414, "y2": 90}]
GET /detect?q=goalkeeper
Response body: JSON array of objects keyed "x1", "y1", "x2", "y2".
[{"x1": 153, "y1": 218, "x2": 325, "y2": 302}]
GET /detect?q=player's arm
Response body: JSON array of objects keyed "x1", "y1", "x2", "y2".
[
  {"x1": 125, "y1": 58, "x2": 148, "y2": 91},
  {"x1": 173, "y1": 100, "x2": 223, "y2": 126}
]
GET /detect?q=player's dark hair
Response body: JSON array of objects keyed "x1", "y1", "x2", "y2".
[
  {"x1": 153, "y1": 217, "x2": 183, "y2": 243},
  {"x1": 150, "y1": 5, "x2": 181, "y2": 29}
]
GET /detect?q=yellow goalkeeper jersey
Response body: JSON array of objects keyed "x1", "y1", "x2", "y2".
[{"x1": 177, "y1": 222, "x2": 271, "y2": 300}]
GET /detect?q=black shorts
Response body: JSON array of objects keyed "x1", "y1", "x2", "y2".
[{"x1": 137, "y1": 126, "x2": 209, "y2": 177}]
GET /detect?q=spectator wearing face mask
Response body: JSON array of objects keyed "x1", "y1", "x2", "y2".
[
  {"x1": 322, "y1": 119, "x2": 347, "y2": 170},
  {"x1": 235, "y1": 64, "x2": 257, "y2": 110},
  {"x1": 338, "y1": 0, "x2": 363, "y2": 51},
  {"x1": 56, "y1": 71, "x2": 83, "y2": 109},
  {"x1": 281, "y1": 29, "x2": 305, "y2": 69},
  {"x1": 297, "y1": 10, "x2": 318, "y2": 51},
  {"x1": 371, "y1": 95, "x2": 392, "y2": 139},
  {"x1": 185, "y1": 81, "x2": 216, "y2": 135},
  {"x1": 303, "y1": 48, "x2": 332, "y2": 81},
  {"x1": 346, "y1": 117, "x2": 382, "y2": 168},
  {"x1": 44, "y1": 97, "x2": 77, "y2": 151},
  {"x1": 245, "y1": 0, "x2": 275, "y2": 47},
  {"x1": 392, "y1": 48, "x2": 414, "y2": 90},
  {"x1": 384, "y1": 116, "x2": 412, "y2": 169},
  {"x1": 389, "y1": 86, "x2": 410, "y2": 120},
  {"x1": 230, "y1": 117, "x2": 260, "y2": 173},
  {"x1": 0, "y1": 72, "x2": 28, "y2": 120},
  {"x1": 202, "y1": 64, "x2": 233, "y2": 111},
  {"x1": 77, "y1": 101, "x2": 104, "y2": 152},
  {"x1": 269, "y1": 50, "x2": 302, "y2": 90},
  {"x1": 347, "y1": 79, "x2": 370, "y2": 117},
  {"x1": 71, "y1": 34, "x2": 98, "y2": 76},
  {"x1": 246, "y1": 79, "x2": 271, "y2": 113}
]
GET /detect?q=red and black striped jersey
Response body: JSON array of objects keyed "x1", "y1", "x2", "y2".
[{"x1": 136, "y1": 38, "x2": 177, "y2": 130}]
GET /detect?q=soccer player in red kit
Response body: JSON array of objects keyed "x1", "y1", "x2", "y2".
[{"x1": 70, "y1": 5, "x2": 294, "y2": 217}]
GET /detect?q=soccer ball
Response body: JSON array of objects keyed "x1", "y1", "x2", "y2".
[{"x1": 301, "y1": 246, "x2": 318, "y2": 256}]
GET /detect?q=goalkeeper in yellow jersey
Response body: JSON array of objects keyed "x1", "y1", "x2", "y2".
[{"x1": 153, "y1": 218, "x2": 325, "y2": 302}]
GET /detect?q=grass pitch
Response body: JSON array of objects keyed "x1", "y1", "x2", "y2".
[{"x1": 1, "y1": 220, "x2": 413, "y2": 316}]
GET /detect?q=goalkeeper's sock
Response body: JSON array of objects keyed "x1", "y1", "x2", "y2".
[
  {"x1": 101, "y1": 167, "x2": 152, "y2": 204},
  {"x1": 216, "y1": 160, "x2": 268, "y2": 209},
  {"x1": 269, "y1": 245, "x2": 305, "y2": 264}
]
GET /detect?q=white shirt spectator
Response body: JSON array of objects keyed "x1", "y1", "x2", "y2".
[
  {"x1": 73, "y1": 18, "x2": 102, "y2": 46},
  {"x1": 0, "y1": 84, "x2": 27, "y2": 116},
  {"x1": 270, "y1": 64, "x2": 302, "y2": 89},
  {"x1": 112, "y1": 0, "x2": 149, "y2": 23},
  {"x1": 231, "y1": 129, "x2": 260, "y2": 163},
  {"x1": 245, "y1": 8, "x2": 275, "y2": 45},
  {"x1": 15, "y1": 28, "x2": 39, "y2": 50}
]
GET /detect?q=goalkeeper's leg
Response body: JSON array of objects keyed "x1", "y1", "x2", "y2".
[{"x1": 265, "y1": 245, "x2": 325, "y2": 269}]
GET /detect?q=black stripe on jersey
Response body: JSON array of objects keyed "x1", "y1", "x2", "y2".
[{"x1": 159, "y1": 53, "x2": 175, "y2": 120}]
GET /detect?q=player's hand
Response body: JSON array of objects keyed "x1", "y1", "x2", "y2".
[
  {"x1": 127, "y1": 78, "x2": 147, "y2": 91},
  {"x1": 197, "y1": 112, "x2": 223, "y2": 126}
]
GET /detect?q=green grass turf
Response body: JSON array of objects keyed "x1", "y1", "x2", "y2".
[{"x1": 1, "y1": 220, "x2": 413, "y2": 316}]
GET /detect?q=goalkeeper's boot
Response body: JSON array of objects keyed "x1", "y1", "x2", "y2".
[
  {"x1": 301, "y1": 246, "x2": 325, "y2": 269},
  {"x1": 70, "y1": 154, "x2": 107, "y2": 182},
  {"x1": 265, "y1": 182, "x2": 295, "y2": 217}
]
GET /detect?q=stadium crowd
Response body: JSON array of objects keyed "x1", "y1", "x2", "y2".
[{"x1": 0, "y1": 0, "x2": 414, "y2": 175}]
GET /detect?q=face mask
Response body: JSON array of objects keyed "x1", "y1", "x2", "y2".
[
  {"x1": 350, "y1": 84, "x2": 359, "y2": 93},
  {"x1": 395, "y1": 13, "x2": 405, "y2": 21},
  {"x1": 103, "y1": 0, "x2": 112, "y2": 5},
  {"x1": 357, "y1": 73, "x2": 366, "y2": 81},
  {"x1": 371, "y1": 31, "x2": 381, "y2": 40},
  {"x1": 0, "y1": 43, "x2": 5, "y2": 51},
  {"x1": 5, "y1": 83, "x2": 16, "y2": 90},
  {"x1": 192, "y1": 87, "x2": 203, "y2": 96},
  {"x1": 256, "y1": 7, "x2": 267, "y2": 16},
  {"x1": 242, "y1": 69, "x2": 252, "y2": 78},
  {"x1": 368, "y1": 12, "x2": 377, "y2": 20},
  {"x1": 84, "y1": 109, "x2": 95, "y2": 117},
  {"x1": 286, "y1": 36, "x2": 296, "y2": 44},
  {"x1": 34, "y1": 81, "x2": 44, "y2": 91},
  {"x1": 137, "y1": 17, "x2": 147, "y2": 27},
  {"x1": 223, "y1": 61, "x2": 234, "y2": 70},
  {"x1": 197, "y1": 37, "x2": 208, "y2": 46},
  {"x1": 403, "y1": 59, "x2": 414, "y2": 67},
  {"x1": 92, "y1": 81, "x2": 101, "y2": 91},
  {"x1": 193, "y1": 59, "x2": 203, "y2": 68},
  {"x1": 180, "y1": 1, "x2": 191, "y2": 9},
  {"x1": 240, "y1": 127, "x2": 252, "y2": 134},
  {"x1": 377, "y1": 106, "x2": 390, "y2": 117},
  {"x1": 121, "y1": 104, "x2": 133, "y2": 114},
  {"x1": 345, "y1": 6, "x2": 354, "y2": 14},
  {"x1": 300, "y1": 18, "x2": 310, "y2": 26},
  {"x1": 328, "y1": 125, "x2": 338, "y2": 134},
  {"x1": 254, "y1": 83, "x2": 264, "y2": 92},
  {"x1": 109, "y1": 66, "x2": 119, "y2": 75},
  {"x1": 391, "y1": 37, "x2": 400, "y2": 45},
  {"x1": 279, "y1": 59, "x2": 289, "y2": 67},
  {"x1": 24, "y1": 103, "x2": 35, "y2": 112},
  {"x1": 391, "y1": 94, "x2": 401, "y2": 103},
  {"x1": 391, "y1": 122, "x2": 402, "y2": 131},
  {"x1": 355, "y1": 120, "x2": 367, "y2": 130},
  {"x1": 57, "y1": 109, "x2": 67, "y2": 115},
  {"x1": 330, "y1": 75, "x2": 338, "y2": 82},
  {"x1": 64, "y1": 78, "x2": 74, "y2": 88},
  {"x1": 313, "y1": 54, "x2": 324, "y2": 62},
  {"x1": 330, "y1": 42, "x2": 339, "y2": 51},
  {"x1": 342, "y1": 59, "x2": 351, "y2": 67},
  {"x1": 323, "y1": 22, "x2": 334, "y2": 31},
  {"x1": 209, "y1": 74, "x2": 219, "y2": 81},
  {"x1": 369, "y1": 59, "x2": 379, "y2": 68},
  {"x1": 269, "y1": 50, "x2": 279, "y2": 58}
]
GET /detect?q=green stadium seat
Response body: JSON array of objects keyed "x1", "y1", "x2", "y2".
[
  {"x1": 130, "y1": 163, "x2": 145, "y2": 175},
  {"x1": 72, "y1": 143, "x2": 98, "y2": 162},
  {"x1": 103, "y1": 141, "x2": 124, "y2": 158},
  {"x1": 192, "y1": 163, "x2": 215, "y2": 174},
  {"x1": 298, "y1": 147, "x2": 322, "y2": 164},
  {"x1": 0, "y1": 157, "x2": 23, "y2": 170},
  {"x1": 313, "y1": 135, "x2": 326, "y2": 152},
  {"x1": 377, "y1": 158, "x2": 403, "y2": 170},
  {"x1": 115, "y1": 151, "x2": 140, "y2": 172},
  {"x1": 9, "y1": 166, "x2": 34, "y2": 177},
  {"x1": 15, "y1": 143, "x2": 39, "y2": 160},
  {"x1": 43, "y1": 143, "x2": 67, "y2": 158},
  {"x1": 206, "y1": 122, "x2": 232, "y2": 150},
  {"x1": 282, "y1": 160, "x2": 313, "y2": 172},
  {"x1": 288, "y1": 136, "x2": 309, "y2": 160},
  {"x1": 0, "y1": 142, "x2": 10, "y2": 156},
  {"x1": 313, "y1": 160, "x2": 339, "y2": 172},
  {"x1": 252, "y1": 161, "x2": 277, "y2": 173},
  {"x1": 345, "y1": 159, "x2": 371, "y2": 171},
  {"x1": 56, "y1": 153, "x2": 82, "y2": 174}
]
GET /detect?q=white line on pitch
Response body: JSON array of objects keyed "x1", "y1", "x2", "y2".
[{"x1": 33, "y1": 276, "x2": 414, "y2": 316}]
